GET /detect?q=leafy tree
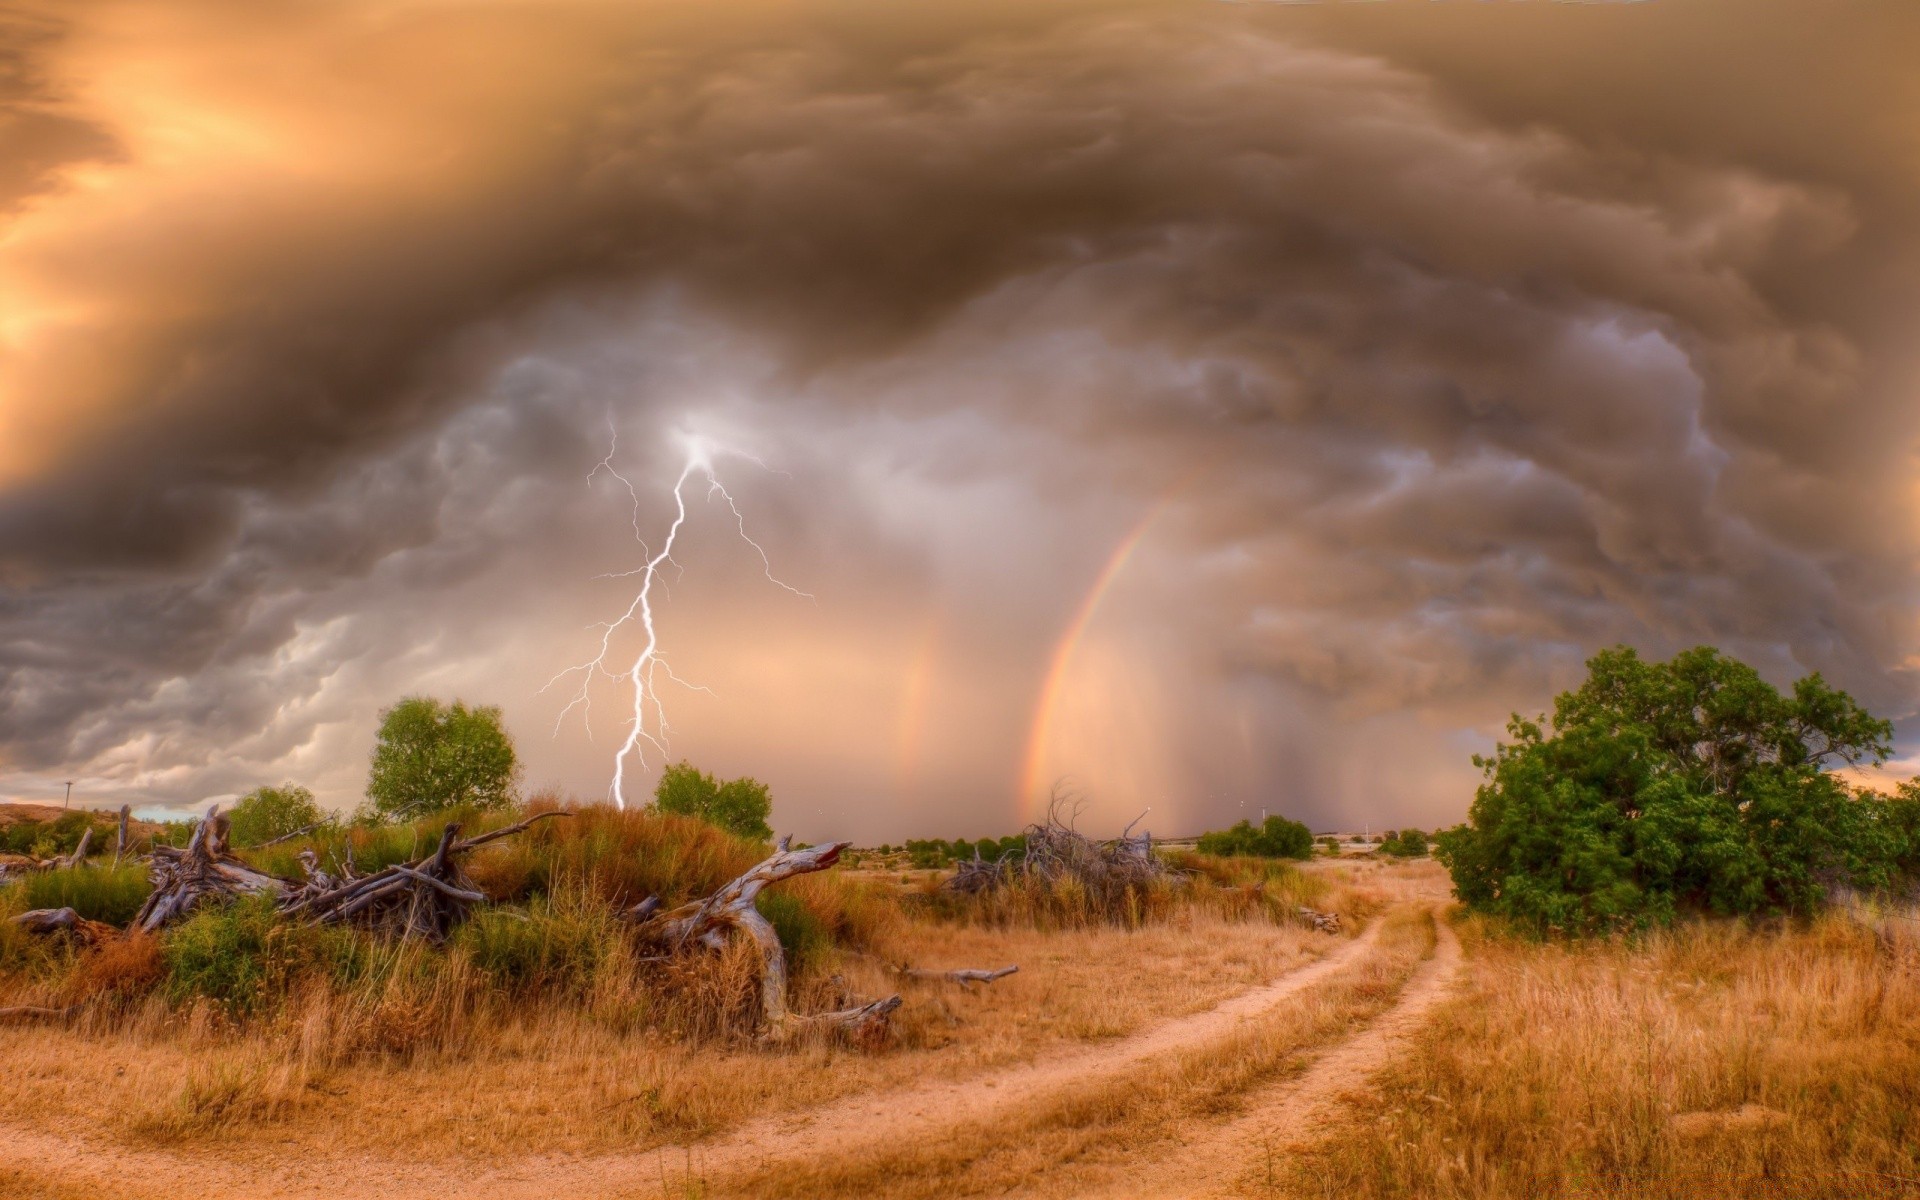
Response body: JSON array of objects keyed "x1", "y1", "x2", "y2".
[
  {"x1": 1197, "y1": 814, "x2": 1314, "y2": 860},
  {"x1": 652, "y1": 761, "x2": 774, "y2": 841},
  {"x1": 1436, "y1": 646, "x2": 1894, "y2": 935},
  {"x1": 366, "y1": 697, "x2": 520, "y2": 820},
  {"x1": 1381, "y1": 828, "x2": 1429, "y2": 857},
  {"x1": 228, "y1": 784, "x2": 325, "y2": 846}
]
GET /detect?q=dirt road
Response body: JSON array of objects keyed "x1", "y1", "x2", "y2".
[{"x1": 3, "y1": 901, "x2": 1459, "y2": 1199}]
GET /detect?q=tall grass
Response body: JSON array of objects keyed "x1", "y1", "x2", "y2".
[
  {"x1": 12, "y1": 863, "x2": 152, "y2": 925},
  {"x1": 1288, "y1": 910, "x2": 1920, "y2": 1199}
]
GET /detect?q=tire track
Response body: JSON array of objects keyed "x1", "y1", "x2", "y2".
[{"x1": 0, "y1": 919, "x2": 1398, "y2": 1200}]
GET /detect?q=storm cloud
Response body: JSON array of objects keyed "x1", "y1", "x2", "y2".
[{"x1": 2, "y1": 0, "x2": 1917, "y2": 838}]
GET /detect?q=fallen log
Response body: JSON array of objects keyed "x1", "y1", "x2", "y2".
[
  {"x1": 132, "y1": 805, "x2": 291, "y2": 933},
  {"x1": 892, "y1": 963, "x2": 1019, "y2": 987},
  {"x1": 633, "y1": 837, "x2": 904, "y2": 1042},
  {"x1": 282, "y1": 811, "x2": 569, "y2": 942},
  {"x1": 10, "y1": 907, "x2": 120, "y2": 946}
]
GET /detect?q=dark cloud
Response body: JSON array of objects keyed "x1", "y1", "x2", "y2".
[{"x1": 0, "y1": 1, "x2": 1915, "y2": 834}]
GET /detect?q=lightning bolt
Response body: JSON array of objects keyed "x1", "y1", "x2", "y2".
[{"x1": 545, "y1": 428, "x2": 809, "y2": 808}]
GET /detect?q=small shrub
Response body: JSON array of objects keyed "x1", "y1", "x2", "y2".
[
  {"x1": 62, "y1": 932, "x2": 165, "y2": 1004},
  {"x1": 163, "y1": 895, "x2": 345, "y2": 1016}
]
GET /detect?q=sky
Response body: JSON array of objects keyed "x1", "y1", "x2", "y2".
[{"x1": 2, "y1": 0, "x2": 1918, "y2": 841}]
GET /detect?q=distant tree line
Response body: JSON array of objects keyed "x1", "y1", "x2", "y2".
[{"x1": 876, "y1": 836, "x2": 1030, "y2": 869}]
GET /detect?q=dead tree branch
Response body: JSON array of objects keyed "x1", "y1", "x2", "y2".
[
  {"x1": 632, "y1": 837, "x2": 903, "y2": 1041},
  {"x1": 282, "y1": 813, "x2": 568, "y2": 942},
  {"x1": 132, "y1": 804, "x2": 290, "y2": 933},
  {"x1": 891, "y1": 963, "x2": 1019, "y2": 987}
]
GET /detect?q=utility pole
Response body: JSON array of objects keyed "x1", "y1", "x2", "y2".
[{"x1": 63, "y1": 781, "x2": 73, "y2": 810}]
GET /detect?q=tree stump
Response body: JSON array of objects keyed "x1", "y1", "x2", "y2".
[{"x1": 132, "y1": 804, "x2": 290, "y2": 932}]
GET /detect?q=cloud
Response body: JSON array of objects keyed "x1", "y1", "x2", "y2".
[{"x1": 1, "y1": 1, "x2": 1915, "y2": 835}]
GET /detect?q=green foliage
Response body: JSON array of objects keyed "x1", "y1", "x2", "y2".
[
  {"x1": 902, "y1": 834, "x2": 1027, "y2": 868},
  {"x1": 1437, "y1": 645, "x2": 1898, "y2": 936},
  {"x1": 162, "y1": 895, "x2": 358, "y2": 1015},
  {"x1": 1381, "y1": 828, "x2": 1429, "y2": 858},
  {"x1": 1, "y1": 810, "x2": 108, "y2": 858},
  {"x1": 366, "y1": 697, "x2": 520, "y2": 820},
  {"x1": 455, "y1": 887, "x2": 624, "y2": 997},
  {"x1": 651, "y1": 761, "x2": 774, "y2": 841},
  {"x1": 756, "y1": 890, "x2": 832, "y2": 975},
  {"x1": 1197, "y1": 814, "x2": 1314, "y2": 860},
  {"x1": 17, "y1": 864, "x2": 152, "y2": 926},
  {"x1": 227, "y1": 784, "x2": 325, "y2": 847}
]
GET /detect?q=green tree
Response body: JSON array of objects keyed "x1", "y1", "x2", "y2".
[
  {"x1": 1197, "y1": 814, "x2": 1314, "y2": 860},
  {"x1": 366, "y1": 697, "x2": 520, "y2": 820},
  {"x1": 228, "y1": 784, "x2": 325, "y2": 846},
  {"x1": 1381, "y1": 828, "x2": 1429, "y2": 857},
  {"x1": 652, "y1": 761, "x2": 773, "y2": 841},
  {"x1": 1436, "y1": 646, "x2": 1895, "y2": 935}
]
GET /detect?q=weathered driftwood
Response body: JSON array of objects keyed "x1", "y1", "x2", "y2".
[
  {"x1": 632, "y1": 837, "x2": 903, "y2": 1041},
  {"x1": 281, "y1": 811, "x2": 568, "y2": 942},
  {"x1": 10, "y1": 907, "x2": 119, "y2": 946},
  {"x1": 892, "y1": 963, "x2": 1019, "y2": 987},
  {"x1": 132, "y1": 805, "x2": 290, "y2": 933},
  {"x1": 1296, "y1": 907, "x2": 1341, "y2": 934}
]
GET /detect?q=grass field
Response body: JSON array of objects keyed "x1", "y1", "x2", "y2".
[{"x1": 2, "y1": 812, "x2": 1914, "y2": 1198}]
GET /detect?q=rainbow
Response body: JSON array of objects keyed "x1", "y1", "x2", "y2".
[{"x1": 1016, "y1": 501, "x2": 1168, "y2": 822}]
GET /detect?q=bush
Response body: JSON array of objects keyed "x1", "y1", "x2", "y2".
[
  {"x1": 163, "y1": 895, "x2": 335, "y2": 1015},
  {"x1": 1381, "y1": 828, "x2": 1429, "y2": 858},
  {"x1": 652, "y1": 761, "x2": 773, "y2": 841},
  {"x1": 1197, "y1": 815, "x2": 1314, "y2": 860},
  {"x1": 366, "y1": 696, "x2": 520, "y2": 819},
  {"x1": 1437, "y1": 645, "x2": 1904, "y2": 935}
]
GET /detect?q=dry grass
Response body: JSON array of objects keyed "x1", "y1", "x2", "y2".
[
  {"x1": 710, "y1": 904, "x2": 1439, "y2": 1200},
  {"x1": 1284, "y1": 907, "x2": 1920, "y2": 1200},
  {"x1": 0, "y1": 900, "x2": 1337, "y2": 1159}
]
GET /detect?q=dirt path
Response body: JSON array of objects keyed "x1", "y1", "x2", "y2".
[
  {"x1": 1082, "y1": 914, "x2": 1465, "y2": 1199},
  {"x1": 1, "y1": 907, "x2": 1452, "y2": 1200}
]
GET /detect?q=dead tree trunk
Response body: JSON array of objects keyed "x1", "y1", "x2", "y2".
[
  {"x1": 132, "y1": 804, "x2": 290, "y2": 932},
  {"x1": 632, "y1": 837, "x2": 902, "y2": 1041},
  {"x1": 281, "y1": 811, "x2": 567, "y2": 942},
  {"x1": 113, "y1": 804, "x2": 130, "y2": 868}
]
